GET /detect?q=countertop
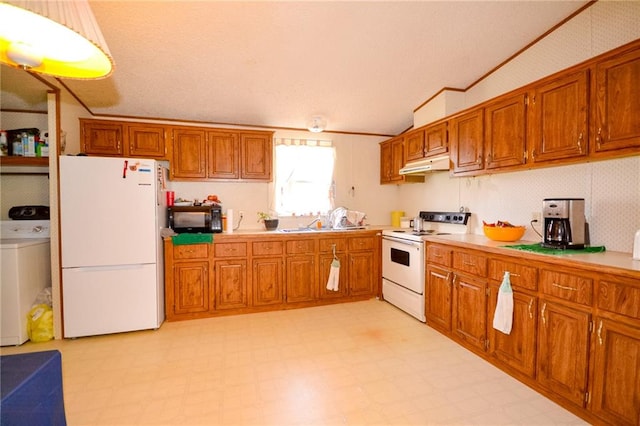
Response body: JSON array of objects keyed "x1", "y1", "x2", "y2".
[{"x1": 423, "y1": 233, "x2": 640, "y2": 278}]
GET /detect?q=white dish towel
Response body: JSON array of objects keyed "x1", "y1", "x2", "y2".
[
  {"x1": 492, "y1": 271, "x2": 514, "y2": 334},
  {"x1": 326, "y1": 259, "x2": 340, "y2": 291}
]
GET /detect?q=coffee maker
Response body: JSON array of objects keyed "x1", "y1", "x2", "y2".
[{"x1": 542, "y1": 198, "x2": 586, "y2": 249}]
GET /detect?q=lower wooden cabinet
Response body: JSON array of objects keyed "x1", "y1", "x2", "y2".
[
  {"x1": 164, "y1": 231, "x2": 379, "y2": 320},
  {"x1": 425, "y1": 264, "x2": 452, "y2": 332},
  {"x1": 452, "y1": 273, "x2": 487, "y2": 351}
]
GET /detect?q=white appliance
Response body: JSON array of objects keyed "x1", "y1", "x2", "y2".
[
  {"x1": 382, "y1": 211, "x2": 470, "y2": 322},
  {"x1": 60, "y1": 156, "x2": 169, "y2": 338},
  {"x1": 1, "y1": 220, "x2": 51, "y2": 346}
]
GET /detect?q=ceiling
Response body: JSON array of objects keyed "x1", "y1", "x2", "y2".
[{"x1": 2, "y1": 1, "x2": 591, "y2": 136}]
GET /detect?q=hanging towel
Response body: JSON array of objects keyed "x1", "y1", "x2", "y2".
[
  {"x1": 326, "y1": 259, "x2": 340, "y2": 291},
  {"x1": 492, "y1": 271, "x2": 514, "y2": 334}
]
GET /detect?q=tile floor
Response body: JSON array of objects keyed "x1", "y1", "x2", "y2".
[{"x1": 1, "y1": 300, "x2": 587, "y2": 425}]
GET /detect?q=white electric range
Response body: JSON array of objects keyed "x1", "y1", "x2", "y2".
[{"x1": 381, "y1": 211, "x2": 471, "y2": 321}]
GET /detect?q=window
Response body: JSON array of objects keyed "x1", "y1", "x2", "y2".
[{"x1": 274, "y1": 139, "x2": 335, "y2": 216}]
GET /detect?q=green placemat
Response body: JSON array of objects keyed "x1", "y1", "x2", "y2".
[
  {"x1": 172, "y1": 233, "x2": 214, "y2": 245},
  {"x1": 503, "y1": 243, "x2": 605, "y2": 255}
]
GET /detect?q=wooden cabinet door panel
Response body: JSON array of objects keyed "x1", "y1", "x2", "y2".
[
  {"x1": 207, "y1": 131, "x2": 239, "y2": 179},
  {"x1": 529, "y1": 70, "x2": 588, "y2": 163},
  {"x1": 405, "y1": 129, "x2": 425, "y2": 162},
  {"x1": 593, "y1": 47, "x2": 640, "y2": 153},
  {"x1": 127, "y1": 125, "x2": 166, "y2": 158},
  {"x1": 240, "y1": 133, "x2": 271, "y2": 180},
  {"x1": 488, "y1": 287, "x2": 537, "y2": 378},
  {"x1": 349, "y1": 251, "x2": 375, "y2": 296},
  {"x1": 390, "y1": 137, "x2": 405, "y2": 182},
  {"x1": 380, "y1": 141, "x2": 392, "y2": 183},
  {"x1": 537, "y1": 300, "x2": 590, "y2": 406},
  {"x1": 253, "y1": 258, "x2": 283, "y2": 306},
  {"x1": 82, "y1": 121, "x2": 124, "y2": 156},
  {"x1": 424, "y1": 121, "x2": 448, "y2": 157},
  {"x1": 173, "y1": 262, "x2": 209, "y2": 314},
  {"x1": 484, "y1": 93, "x2": 527, "y2": 169},
  {"x1": 172, "y1": 129, "x2": 206, "y2": 178},
  {"x1": 425, "y1": 265, "x2": 452, "y2": 332},
  {"x1": 451, "y1": 109, "x2": 484, "y2": 173},
  {"x1": 452, "y1": 274, "x2": 487, "y2": 350},
  {"x1": 286, "y1": 255, "x2": 316, "y2": 303},
  {"x1": 590, "y1": 318, "x2": 640, "y2": 426},
  {"x1": 215, "y1": 259, "x2": 248, "y2": 310},
  {"x1": 319, "y1": 254, "x2": 348, "y2": 299}
]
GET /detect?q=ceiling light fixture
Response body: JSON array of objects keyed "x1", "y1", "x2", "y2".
[
  {"x1": 0, "y1": 0, "x2": 114, "y2": 79},
  {"x1": 307, "y1": 116, "x2": 327, "y2": 133}
]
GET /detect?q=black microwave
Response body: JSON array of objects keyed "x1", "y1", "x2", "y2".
[{"x1": 168, "y1": 205, "x2": 223, "y2": 233}]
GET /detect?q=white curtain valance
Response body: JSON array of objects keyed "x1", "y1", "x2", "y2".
[{"x1": 274, "y1": 138, "x2": 332, "y2": 147}]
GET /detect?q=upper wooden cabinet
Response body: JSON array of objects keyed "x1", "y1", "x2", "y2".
[
  {"x1": 484, "y1": 93, "x2": 527, "y2": 169},
  {"x1": 81, "y1": 119, "x2": 168, "y2": 159},
  {"x1": 528, "y1": 70, "x2": 589, "y2": 164},
  {"x1": 405, "y1": 121, "x2": 448, "y2": 163},
  {"x1": 450, "y1": 108, "x2": 484, "y2": 174},
  {"x1": 404, "y1": 128, "x2": 425, "y2": 162},
  {"x1": 172, "y1": 128, "x2": 273, "y2": 182},
  {"x1": 592, "y1": 46, "x2": 640, "y2": 155},
  {"x1": 380, "y1": 136, "x2": 424, "y2": 184}
]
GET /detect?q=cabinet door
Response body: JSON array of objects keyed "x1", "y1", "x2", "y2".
[
  {"x1": 593, "y1": 47, "x2": 640, "y2": 154},
  {"x1": 252, "y1": 257, "x2": 284, "y2": 306},
  {"x1": 171, "y1": 129, "x2": 206, "y2": 179},
  {"x1": 173, "y1": 261, "x2": 210, "y2": 315},
  {"x1": 425, "y1": 265, "x2": 452, "y2": 332},
  {"x1": 405, "y1": 129, "x2": 425, "y2": 162},
  {"x1": 487, "y1": 286, "x2": 538, "y2": 378},
  {"x1": 127, "y1": 124, "x2": 166, "y2": 158},
  {"x1": 452, "y1": 273, "x2": 487, "y2": 350},
  {"x1": 240, "y1": 132, "x2": 272, "y2": 180},
  {"x1": 318, "y1": 254, "x2": 348, "y2": 299},
  {"x1": 82, "y1": 121, "x2": 124, "y2": 156},
  {"x1": 349, "y1": 251, "x2": 376, "y2": 296},
  {"x1": 286, "y1": 255, "x2": 316, "y2": 303},
  {"x1": 537, "y1": 300, "x2": 590, "y2": 406},
  {"x1": 484, "y1": 93, "x2": 527, "y2": 169},
  {"x1": 450, "y1": 108, "x2": 484, "y2": 173},
  {"x1": 529, "y1": 70, "x2": 588, "y2": 163},
  {"x1": 380, "y1": 141, "x2": 392, "y2": 183},
  {"x1": 424, "y1": 121, "x2": 448, "y2": 158},
  {"x1": 214, "y1": 259, "x2": 248, "y2": 310},
  {"x1": 207, "y1": 131, "x2": 239, "y2": 179},
  {"x1": 390, "y1": 137, "x2": 405, "y2": 182},
  {"x1": 590, "y1": 318, "x2": 640, "y2": 426}
]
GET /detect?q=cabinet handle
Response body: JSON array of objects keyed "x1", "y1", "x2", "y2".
[
  {"x1": 477, "y1": 155, "x2": 482, "y2": 165},
  {"x1": 577, "y1": 132, "x2": 583, "y2": 152},
  {"x1": 597, "y1": 320, "x2": 603, "y2": 345},
  {"x1": 541, "y1": 303, "x2": 547, "y2": 326},
  {"x1": 507, "y1": 271, "x2": 520, "y2": 277},
  {"x1": 486, "y1": 153, "x2": 492, "y2": 164},
  {"x1": 463, "y1": 261, "x2": 476, "y2": 266},
  {"x1": 596, "y1": 127, "x2": 602, "y2": 142},
  {"x1": 528, "y1": 298, "x2": 534, "y2": 319},
  {"x1": 445, "y1": 271, "x2": 451, "y2": 282},
  {"x1": 531, "y1": 149, "x2": 536, "y2": 159},
  {"x1": 552, "y1": 283, "x2": 577, "y2": 291}
]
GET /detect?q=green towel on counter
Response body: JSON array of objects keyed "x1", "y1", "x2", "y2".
[
  {"x1": 503, "y1": 243, "x2": 605, "y2": 255},
  {"x1": 172, "y1": 233, "x2": 214, "y2": 245}
]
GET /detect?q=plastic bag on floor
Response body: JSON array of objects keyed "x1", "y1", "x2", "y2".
[{"x1": 27, "y1": 304, "x2": 54, "y2": 342}]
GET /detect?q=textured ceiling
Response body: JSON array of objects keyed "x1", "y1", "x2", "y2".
[{"x1": 2, "y1": 1, "x2": 590, "y2": 136}]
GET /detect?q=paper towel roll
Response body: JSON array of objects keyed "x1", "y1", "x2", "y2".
[{"x1": 226, "y1": 209, "x2": 233, "y2": 233}]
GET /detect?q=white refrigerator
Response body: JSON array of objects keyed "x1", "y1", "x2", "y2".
[{"x1": 60, "y1": 156, "x2": 168, "y2": 338}]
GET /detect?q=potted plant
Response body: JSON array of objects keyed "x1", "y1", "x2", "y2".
[{"x1": 257, "y1": 212, "x2": 279, "y2": 231}]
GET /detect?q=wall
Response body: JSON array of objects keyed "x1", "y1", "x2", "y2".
[{"x1": 406, "y1": 1, "x2": 640, "y2": 253}]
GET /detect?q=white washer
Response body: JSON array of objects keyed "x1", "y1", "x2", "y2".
[{"x1": 1, "y1": 220, "x2": 51, "y2": 346}]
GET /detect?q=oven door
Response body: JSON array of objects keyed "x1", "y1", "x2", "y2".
[{"x1": 382, "y1": 235, "x2": 424, "y2": 294}]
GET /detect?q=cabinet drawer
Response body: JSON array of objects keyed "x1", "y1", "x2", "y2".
[
  {"x1": 488, "y1": 259, "x2": 538, "y2": 290},
  {"x1": 173, "y1": 244, "x2": 209, "y2": 260},
  {"x1": 452, "y1": 251, "x2": 487, "y2": 277},
  {"x1": 318, "y1": 238, "x2": 347, "y2": 253},
  {"x1": 349, "y1": 236, "x2": 375, "y2": 251},
  {"x1": 286, "y1": 239, "x2": 316, "y2": 254},
  {"x1": 540, "y1": 269, "x2": 593, "y2": 305},
  {"x1": 426, "y1": 244, "x2": 452, "y2": 267},
  {"x1": 252, "y1": 241, "x2": 284, "y2": 256},
  {"x1": 214, "y1": 242, "x2": 247, "y2": 258},
  {"x1": 598, "y1": 278, "x2": 640, "y2": 320}
]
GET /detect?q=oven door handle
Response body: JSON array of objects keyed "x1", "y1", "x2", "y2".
[{"x1": 383, "y1": 236, "x2": 423, "y2": 249}]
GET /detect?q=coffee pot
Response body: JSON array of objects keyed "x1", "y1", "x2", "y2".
[
  {"x1": 412, "y1": 216, "x2": 424, "y2": 232},
  {"x1": 542, "y1": 198, "x2": 585, "y2": 249}
]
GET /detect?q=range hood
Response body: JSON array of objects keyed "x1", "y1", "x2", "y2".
[{"x1": 399, "y1": 155, "x2": 450, "y2": 175}]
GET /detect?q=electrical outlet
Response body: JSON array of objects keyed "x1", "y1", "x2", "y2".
[{"x1": 531, "y1": 212, "x2": 541, "y2": 222}]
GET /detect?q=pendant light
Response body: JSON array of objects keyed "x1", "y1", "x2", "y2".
[{"x1": 0, "y1": 0, "x2": 114, "y2": 79}]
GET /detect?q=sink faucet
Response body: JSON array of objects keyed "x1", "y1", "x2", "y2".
[{"x1": 306, "y1": 217, "x2": 321, "y2": 229}]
